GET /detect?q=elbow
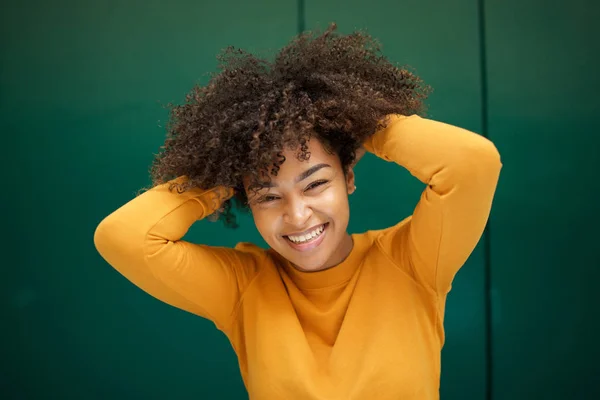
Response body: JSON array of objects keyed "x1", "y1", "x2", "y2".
[
  {"x1": 93, "y1": 217, "x2": 115, "y2": 261},
  {"x1": 471, "y1": 142, "x2": 503, "y2": 187},
  {"x1": 453, "y1": 139, "x2": 503, "y2": 183},
  {"x1": 468, "y1": 136, "x2": 502, "y2": 170},
  {"x1": 475, "y1": 139, "x2": 502, "y2": 170},
  {"x1": 481, "y1": 141, "x2": 503, "y2": 173},
  {"x1": 93, "y1": 215, "x2": 132, "y2": 265},
  {"x1": 93, "y1": 211, "x2": 151, "y2": 271}
]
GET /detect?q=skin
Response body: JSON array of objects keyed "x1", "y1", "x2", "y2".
[{"x1": 243, "y1": 138, "x2": 364, "y2": 273}]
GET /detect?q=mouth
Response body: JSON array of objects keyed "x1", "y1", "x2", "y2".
[{"x1": 283, "y1": 223, "x2": 329, "y2": 252}]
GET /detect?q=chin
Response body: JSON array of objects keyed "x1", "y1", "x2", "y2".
[{"x1": 272, "y1": 243, "x2": 331, "y2": 272}]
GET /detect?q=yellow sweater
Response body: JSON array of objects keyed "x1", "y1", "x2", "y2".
[{"x1": 94, "y1": 115, "x2": 502, "y2": 399}]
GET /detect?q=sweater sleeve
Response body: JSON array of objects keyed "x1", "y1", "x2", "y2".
[
  {"x1": 364, "y1": 114, "x2": 502, "y2": 294},
  {"x1": 93, "y1": 177, "x2": 263, "y2": 331}
]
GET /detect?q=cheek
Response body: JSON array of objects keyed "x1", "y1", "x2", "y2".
[
  {"x1": 251, "y1": 208, "x2": 281, "y2": 240},
  {"x1": 319, "y1": 185, "x2": 350, "y2": 219},
  {"x1": 333, "y1": 181, "x2": 351, "y2": 204}
]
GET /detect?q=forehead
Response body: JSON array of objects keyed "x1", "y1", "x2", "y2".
[
  {"x1": 244, "y1": 138, "x2": 341, "y2": 186},
  {"x1": 285, "y1": 138, "x2": 338, "y2": 168}
]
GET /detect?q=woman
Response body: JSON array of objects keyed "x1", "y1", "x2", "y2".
[{"x1": 94, "y1": 24, "x2": 502, "y2": 399}]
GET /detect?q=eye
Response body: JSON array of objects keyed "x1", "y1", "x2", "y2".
[
  {"x1": 257, "y1": 195, "x2": 279, "y2": 203},
  {"x1": 305, "y1": 180, "x2": 329, "y2": 191}
]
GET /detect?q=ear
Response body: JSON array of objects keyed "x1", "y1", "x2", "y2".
[{"x1": 345, "y1": 167, "x2": 356, "y2": 195}]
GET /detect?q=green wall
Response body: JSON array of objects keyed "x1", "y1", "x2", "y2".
[
  {"x1": 486, "y1": 1, "x2": 600, "y2": 398},
  {"x1": 2, "y1": 0, "x2": 598, "y2": 399}
]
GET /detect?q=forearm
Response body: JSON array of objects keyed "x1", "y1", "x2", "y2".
[
  {"x1": 94, "y1": 177, "x2": 232, "y2": 267},
  {"x1": 363, "y1": 114, "x2": 502, "y2": 190}
]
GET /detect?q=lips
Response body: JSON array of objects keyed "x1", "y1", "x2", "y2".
[
  {"x1": 283, "y1": 223, "x2": 329, "y2": 252},
  {"x1": 283, "y1": 223, "x2": 326, "y2": 238}
]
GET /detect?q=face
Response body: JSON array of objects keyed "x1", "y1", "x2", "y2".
[{"x1": 244, "y1": 138, "x2": 356, "y2": 272}]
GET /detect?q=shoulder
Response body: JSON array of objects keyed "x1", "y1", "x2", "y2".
[
  {"x1": 234, "y1": 241, "x2": 267, "y2": 254},
  {"x1": 355, "y1": 216, "x2": 413, "y2": 247},
  {"x1": 231, "y1": 241, "x2": 271, "y2": 264}
]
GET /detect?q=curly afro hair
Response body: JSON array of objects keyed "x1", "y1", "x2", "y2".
[{"x1": 145, "y1": 23, "x2": 431, "y2": 228}]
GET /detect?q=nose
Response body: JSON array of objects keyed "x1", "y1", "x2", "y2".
[{"x1": 283, "y1": 195, "x2": 312, "y2": 227}]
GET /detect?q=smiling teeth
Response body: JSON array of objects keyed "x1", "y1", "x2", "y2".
[{"x1": 287, "y1": 225, "x2": 325, "y2": 243}]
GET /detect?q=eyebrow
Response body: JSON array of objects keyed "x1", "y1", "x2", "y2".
[{"x1": 258, "y1": 163, "x2": 331, "y2": 189}]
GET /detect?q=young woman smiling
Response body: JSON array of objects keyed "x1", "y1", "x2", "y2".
[{"x1": 94, "y1": 24, "x2": 502, "y2": 399}]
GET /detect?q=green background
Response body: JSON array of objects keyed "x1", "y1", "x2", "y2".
[{"x1": 2, "y1": 0, "x2": 598, "y2": 399}]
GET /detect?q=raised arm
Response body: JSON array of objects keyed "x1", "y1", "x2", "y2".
[
  {"x1": 93, "y1": 177, "x2": 263, "y2": 332},
  {"x1": 364, "y1": 114, "x2": 502, "y2": 294}
]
